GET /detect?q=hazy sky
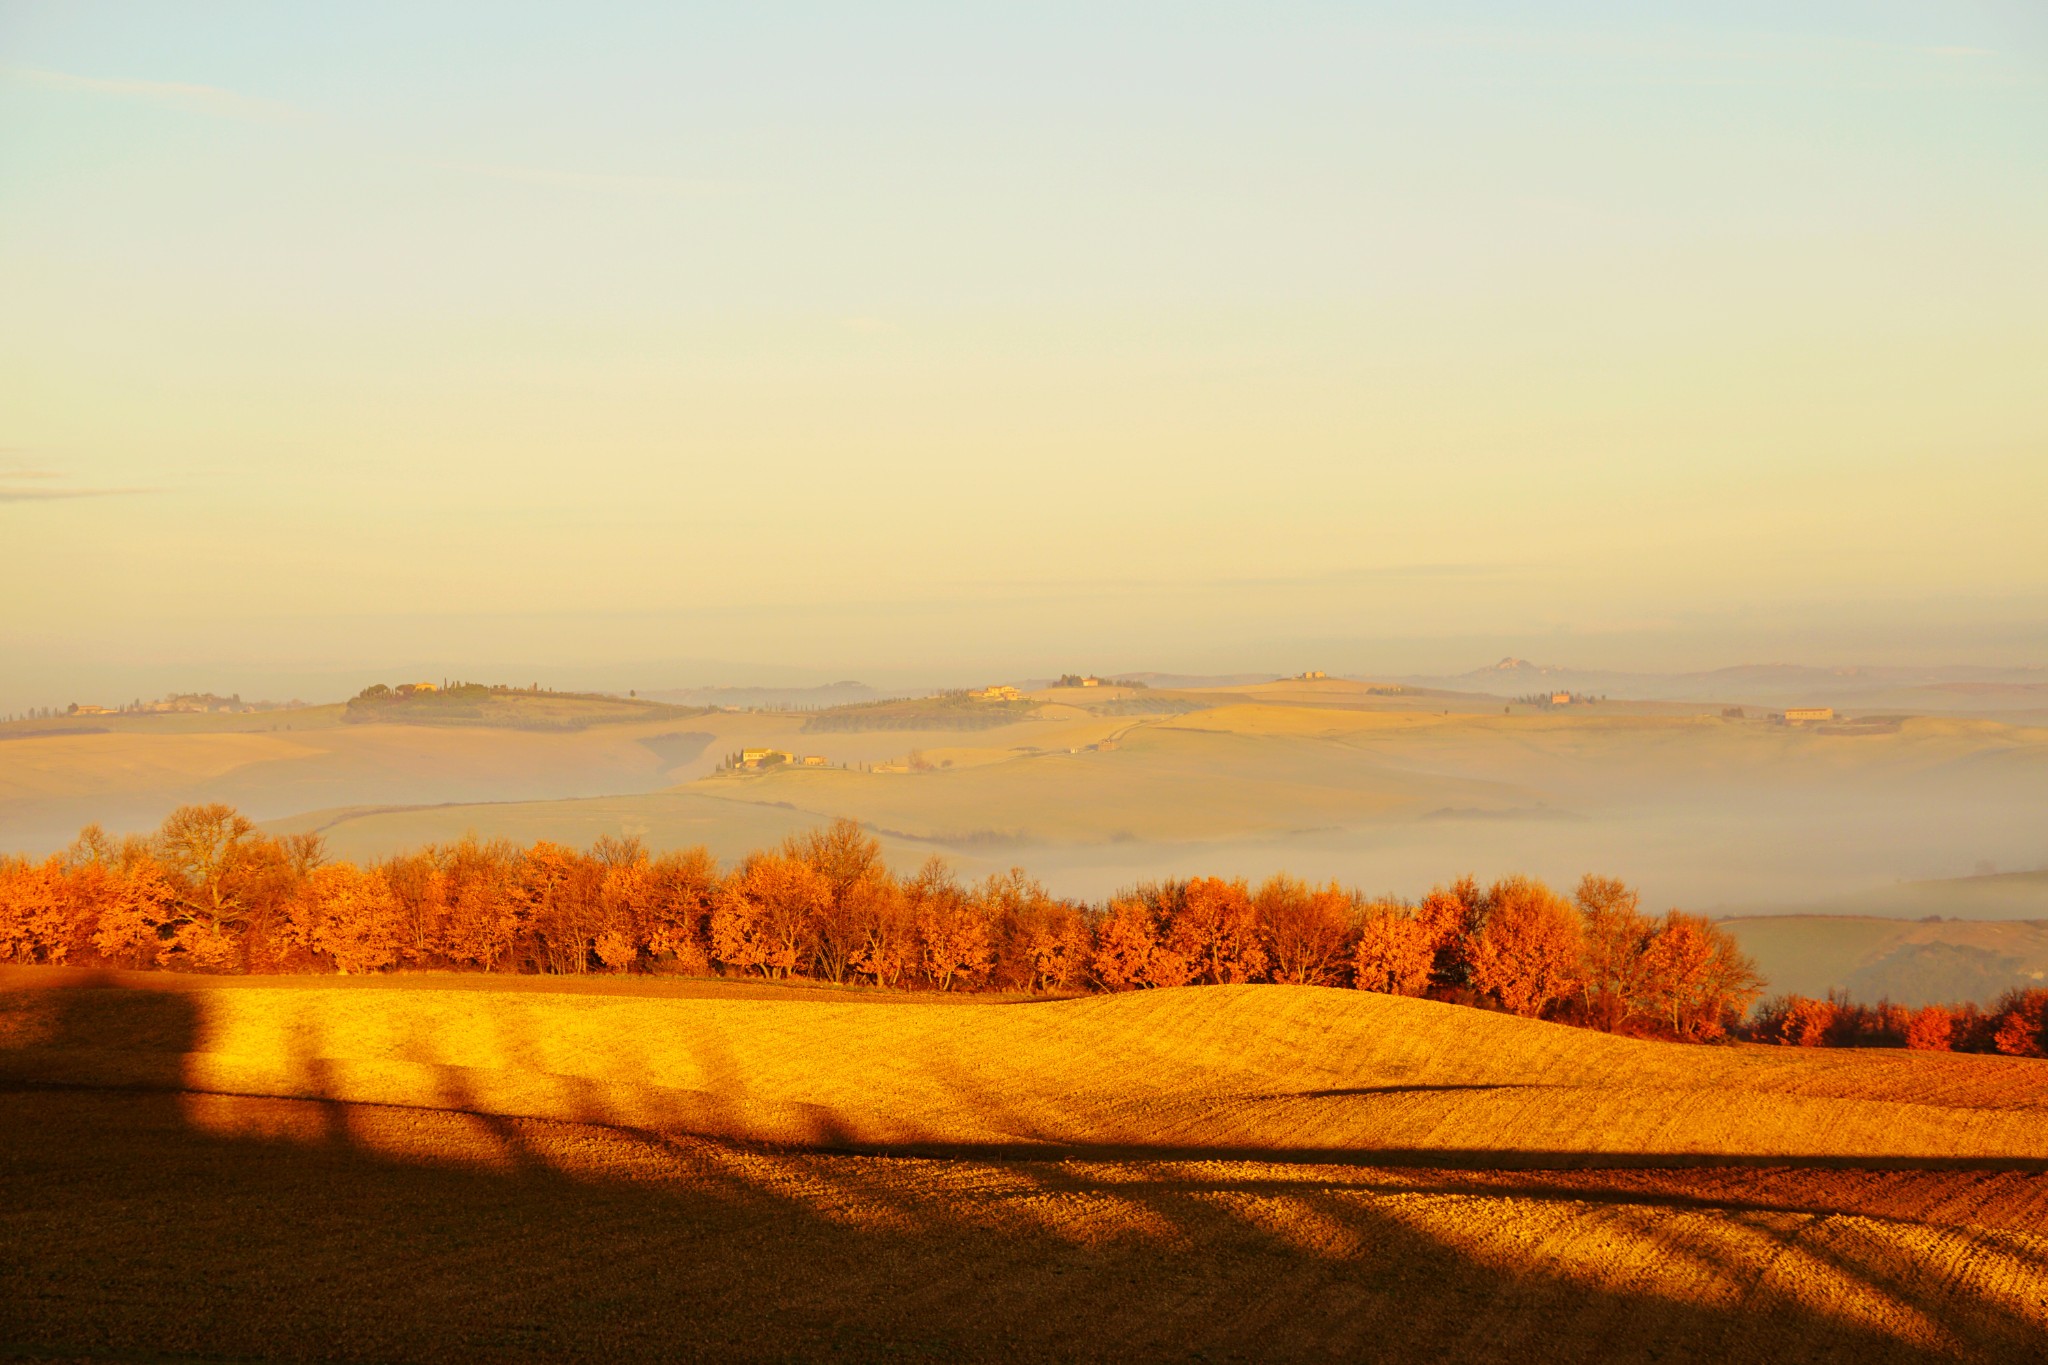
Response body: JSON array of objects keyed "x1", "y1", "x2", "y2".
[{"x1": 4, "y1": 2, "x2": 2045, "y2": 708}]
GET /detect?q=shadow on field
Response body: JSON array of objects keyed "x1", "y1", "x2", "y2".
[{"x1": 2, "y1": 976, "x2": 2046, "y2": 1364}]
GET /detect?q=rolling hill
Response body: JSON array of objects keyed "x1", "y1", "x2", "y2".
[
  {"x1": 274, "y1": 701, "x2": 2048, "y2": 911},
  {"x1": 1723, "y1": 914, "x2": 2048, "y2": 1007},
  {"x1": 9, "y1": 972, "x2": 2047, "y2": 1161},
  {"x1": 0, "y1": 707, "x2": 728, "y2": 852},
  {"x1": 1412, "y1": 659, "x2": 2048, "y2": 722},
  {"x1": 1735, "y1": 870, "x2": 2048, "y2": 922},
  {"x1": 9, "y1": 688, "x2": 2047, "y2": 964},
  {"x1": 3, "y1": 970, "x2": 2044, "y2": 1362}
]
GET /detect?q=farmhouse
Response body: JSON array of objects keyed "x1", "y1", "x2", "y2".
[
  {"x1": 1550, "y1": 692, "x2": 1572, "y2": 706},
  {"x1": 65, "y1": 703, "x2": 115, "y2": 716},
  {"x1": 1783, "y1": 707, "x2": 1834, "y2": 724},
  {"x1": 968, "y1": 685, "x2": 1023, "y2": 702},
  {"x1": 738, "y1": 748, "x2": 797, "y2": 769}
]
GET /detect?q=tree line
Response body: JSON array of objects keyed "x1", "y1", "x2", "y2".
[
  {"x1": 1748, "y1": 989, "x2": 2048, "y2": 1058},
  {"x1": 1, "y1": 803, "x2": 2042, "y2": 1057}
]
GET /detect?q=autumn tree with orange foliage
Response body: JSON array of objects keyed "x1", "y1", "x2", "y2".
[
  {"x1": 1991, "y1": 989, "x2": 2048, "y2": 1058},
  {"x1": 978, "y1": 868, "x2": 1089, "y2": 993},
  {"x1": 1904, "y1": 1005, "x2": 1954, "y2": 1052},
  {"x1": 713, "y1": 852, "x2": 827, "y2": 979},
  {"x1": 34, "y1": 803, "x2": 2048, "y2": 1061},
  {"x1": 1638, "y1": 911, "x2": 1763, "y2": 1041},
  {"x1": 0, "y1": 856, "x2": 70, "y2": 965},
  {"x1": 1351, "y1": 901, "x2": 1433, "y2": 997},
  {"x1": 380, "y1": 847, "x2": 447, "y2": 968},
  {"x1": 1091, "y1": 894, "x2": 1193, "y2": 991},
  {"x1": 908, "y1": 861, "x2": 993, "y2": 992},
  {"x1": 1413, "y1": 876, "x2": 1486, "y2": 994},
  {"x1": 438, "y1": 837, "x2": 521, "y2": 971},
  {"x1": 1466, "y1": 877, "x2": 1583, "y2": 1018},
  {"x1": 298, "y1": 861, "x2": 405, "y2": 975},
  {"x1": 1014, "y1": 896, "x2": 1092, "y2": 993},
  {"x1": 516, "y1": 841, "x2": 608, "y2": 975},
  {"x1": 1167, "y1": 877, "x2": 1269, "y2": 985},
  {"x1": 1754, "y1": 995, "x2": 1842, "y2": 1048},
  {"x1": 786, "y1": 819, "x2": 888, "y2": 984},
  {"x1": 848, "y1": 872, "x2": 916, "y2": 989},
  {"x1": 1574, "y1": 875, "x2": 1655, "y2": 1033},
  {"x1": 152, "y1": 803, "x2": 265, "y2": 970},
  {"x1": 616, "y1": 846, "x2": 721, "y2": 976},
  {"x1": 84, "y1": 848, "x2": 180, "y2": 969},
  {"x1": 1255, "y1": 875, "x2": 1354, "y2": 986}
]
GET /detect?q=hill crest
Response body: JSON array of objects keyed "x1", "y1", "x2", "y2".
[{"x1": 7, "y1": 973, "x2": 2045, "y2": 1164}]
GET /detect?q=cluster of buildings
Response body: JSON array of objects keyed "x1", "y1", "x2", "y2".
[
  {"x1": 736, "y1": 748, "x2": 830, "y2": 770},
  {"x1": 66, "y1": 693, "x2": 272, "y2": 717},
  {"x1": 966, "y1": 685, "x2": 1024, "y2": 702},
  {"x1": 1515, "y1": 691, "x2": 1585, "y2": 708}
]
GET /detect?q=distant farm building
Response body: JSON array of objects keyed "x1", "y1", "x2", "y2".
[
  {"x1": 1297, "y1": 670, "x2": 1328, "y2": 681},
  {"x1": 801, "y1": 754, "x2": 829, "y2": 766},
  {"x1": 65, "y1": 703, "x2": 115, "y2": 716},
  {"x1": 1550, "y1": 692, "x2": 1573, "y2": 706},
  {"x1": 739, "y1": 748, "x2": 796, "y2": 769},
  {"x1": 1782, "y1": 707, "x2": 1834, "y2": 724},
  {"x1": 968, "y1": 685, "x2": 1023, "y2": 702},
  {"x1": 396, "y1": 682, "x2": 438, "y2": 696}
]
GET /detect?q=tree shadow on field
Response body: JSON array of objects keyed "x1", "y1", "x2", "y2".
[{"x1": 0, "y1": 974, "x2": 2045, "y2": 1364}]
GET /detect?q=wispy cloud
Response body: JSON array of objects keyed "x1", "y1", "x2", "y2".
[
  {"x1": 2, "y1": 66, "x2": 304, "y2": 121},
  {"x1": 0, "y1": 470, "x2": 150, "y2": 503}
]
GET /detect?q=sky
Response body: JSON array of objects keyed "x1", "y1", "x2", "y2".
[{"x1": 3, "y1": 1, "x2": 2045, "y2": 709}]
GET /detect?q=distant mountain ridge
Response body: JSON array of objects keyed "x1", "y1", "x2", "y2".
[
  {"x1": 1395, "y1": 658, "x2": 2048, "y2": 713},
  {"x1": 642, "y1": 681, "x2": 889, "y2": 711}
]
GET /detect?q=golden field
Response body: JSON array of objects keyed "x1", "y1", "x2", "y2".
[
  {"x1": 3, "y1": 969, "x2": 2048, "y2": 1361},
  {"x1": 8, "y1": 969, "x2": 2048, "y2": 1161}
]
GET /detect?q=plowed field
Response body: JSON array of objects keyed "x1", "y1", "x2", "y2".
[{"x1": 2, "y1": 970, "x2": 2045, "y2": 1361}]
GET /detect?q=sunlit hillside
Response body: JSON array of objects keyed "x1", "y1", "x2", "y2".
[
  {"x1": 9, "y1": 973, "x2": 2047, "y2": 1161},
  {"x1": 5, "y1": 970, "x2": 2045, "y2": 1362},
  {"x1": 1724, "y1": 915, "x2": 2048, "y2": 1008}
]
